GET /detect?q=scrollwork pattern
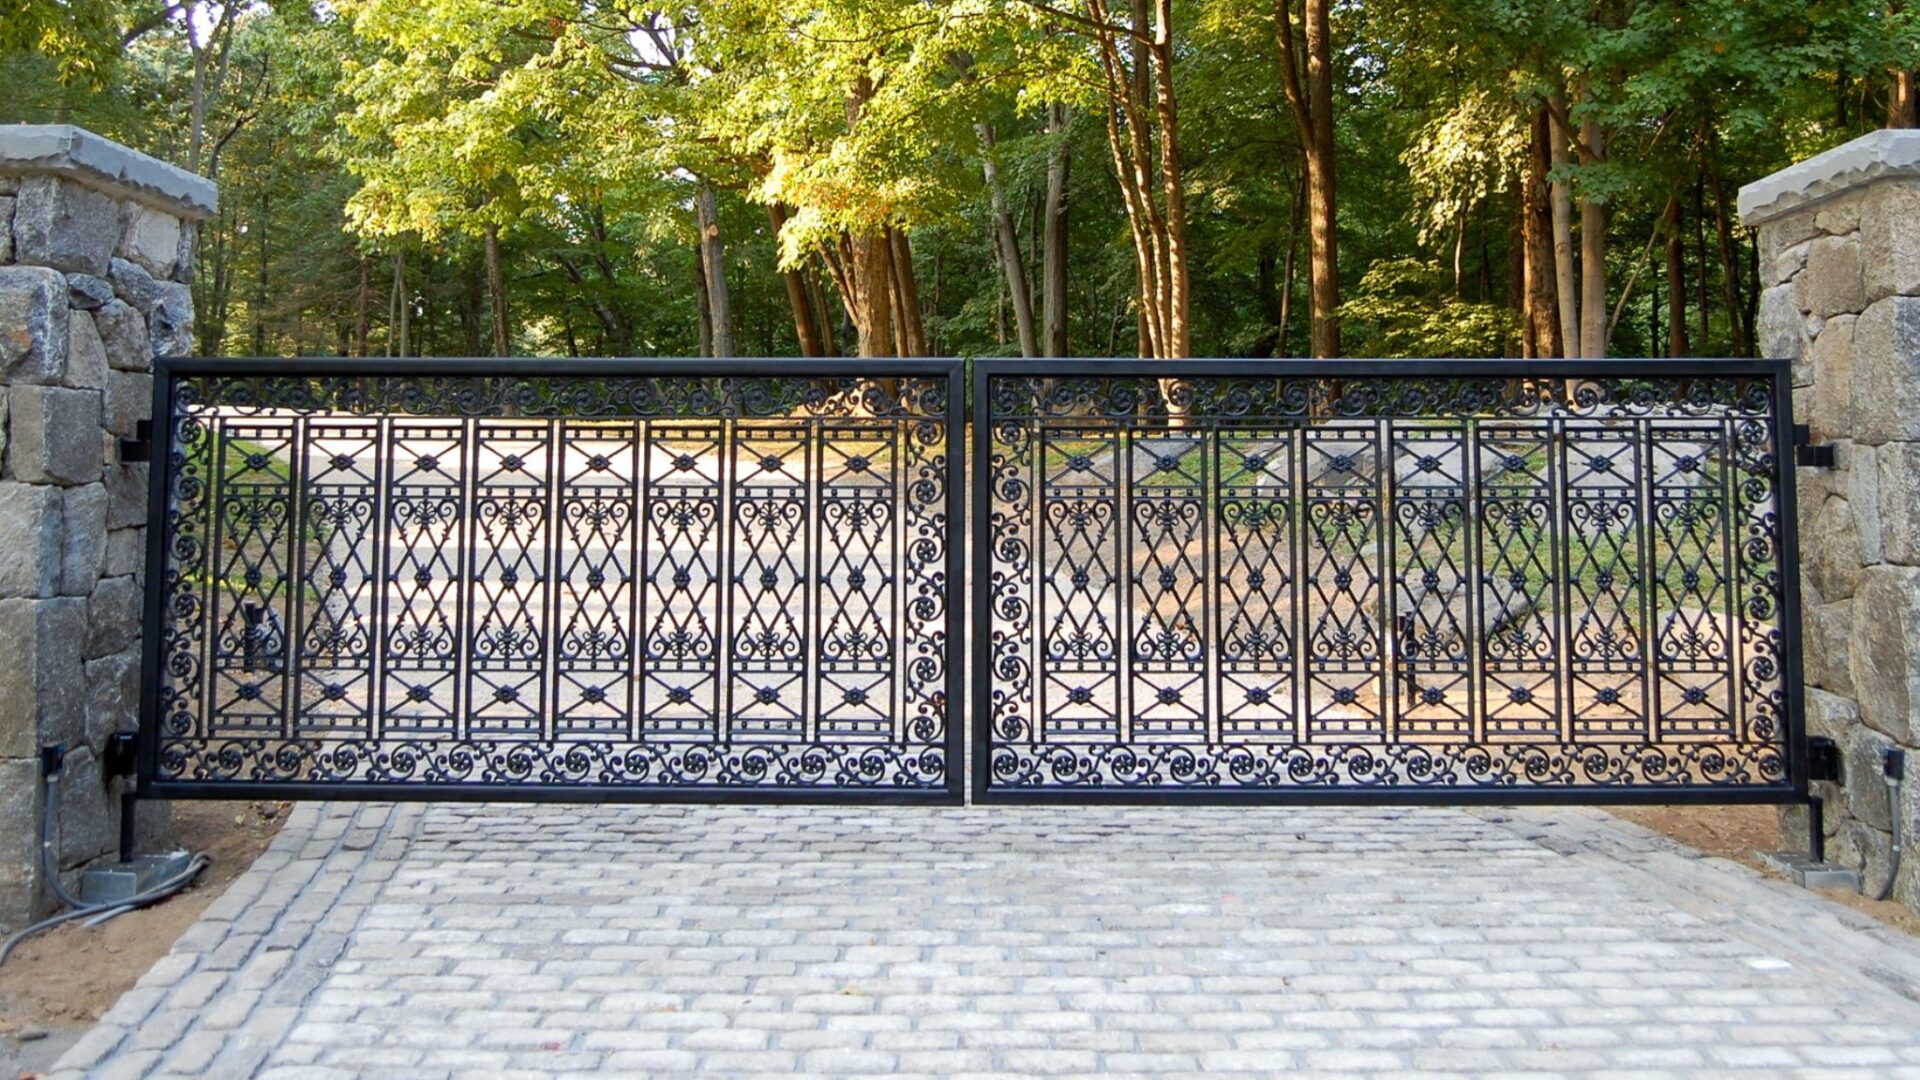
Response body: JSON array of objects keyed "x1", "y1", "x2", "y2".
[
  {"x1": 155, "y1": 371, "x2": 954, "y2": 793},
  {"x1": 983, "y1": 370, "x2": 1793, "y2": 794}
]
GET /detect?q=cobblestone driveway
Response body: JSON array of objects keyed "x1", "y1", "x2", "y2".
[{"x1": 46, "y1": 801, "x2": 1920, "y2": 1079}]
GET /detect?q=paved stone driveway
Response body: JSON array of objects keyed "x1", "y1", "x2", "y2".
[{"x1": 44, "y1": 800, "x2": 1920, "y2": 1079}]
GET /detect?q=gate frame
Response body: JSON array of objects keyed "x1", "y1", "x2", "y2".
[
  {"x1": 969, "y1": 357, "x2": 1810, "y2": 807},
  {"x1": 135, "y1": 356, "x2": 969, "y2": 806}
]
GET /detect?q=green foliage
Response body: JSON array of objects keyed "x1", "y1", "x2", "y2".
[
  {"x1": 3, "y1": 0, "x2": 1913, "y2": 359},
  {"x1": 3, "y1": 0, "x2": 126, "y2": 87},
  {"x1": 1340, "y1": 259, "x2": 1520, "y2": 358}
]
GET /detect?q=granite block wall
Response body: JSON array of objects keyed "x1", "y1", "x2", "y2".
[
  {"x1": 0, "y1": 125, "x2": 215, "y2": 931},
  {"x1": 1742, "y1": 129, "x2": 1920, "y2": 913}
]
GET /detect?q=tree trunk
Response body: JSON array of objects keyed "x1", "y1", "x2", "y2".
[
  {"x1": 1745, "y1": 233, "x2": 1760, "y2": 350},
  {"x1": 392, "y1": 253, "x2": 409, "y2": 358},
  {"x1": 352, "y1": 257, "x2": 370, "y2": 358},
  {"x1": 1446, "y1": 215, "x2": 1464, "y2": 298},
  {"x1": 1650, "y1": 253, "x2": 1660, "y2": 353},
  {"x1": 1253, "y1": 244, "x2": 1281, "y2": 357},
  {"x1": 849, "y1": 229, "x2": 895, "y2": 357},
  {"x1": 587, "y1": 203, "x2": 634, "y2": 352},
  {"x1": 188, "y1": 38, "x2": 208, "y2": 175},
  {"x1": 1663, "y1": 195, "x2": 1688, "y2": 357},
  {"x1": 1548, "y1": 97, "x2": 1578, "y2": 358},
  {"x1": 766, "y1": 203, "x2": 827, "y2": 357},
  {"x1": 695, "y1": 245, "x2": 713, "y2": 358},
  {"x1": 1043, "y1": 102, "x2": 1072, "y2": 357},
  {"x1": 1150, "y1": 0, "x2": 1194, "y2": 416},
  {"x1": 1081, "y1": 0, "x2": 1159, "y2": 357},
  {"x1": 842, "y1": 78, "x2": 898, "y2": 358},
  {"x1": 1150, "y1": 0, "x2": 1191, "y2": 357},
  {"x1": 484, "y1": 223, "x2": 509, "y2": 356},
  {"x1": 1694, "y1": 172, "x2": 1711, "y2": 347},
  {"x1": 1509, "y1": 210, "x2": 1526, "y2": 352},
  {"x1": 460, "y1": 260, "x2": 482, "y2": 355},
  {"x1": 1305, "y1": 0, "x2": 1339, "y2": 357},
  {"x1": 809, "y1": 256, "x2": 840, "y2": 356},
  {"x1": 695, "y1": 182, "x2": 734, "y2": 357},
  {"x1": 888, "y1": 228, "x2": 928, "y2": 357},
  {"x1": 1041, "y1": 0, "x2": 1187, "y2": 362},
  {"x1": 555, "y1": 255, "x2": 627, "y2": 354},
  {"x1": 1890, "y1": 8, "x2": 1917, "y2": 130},
  {"x1": 1277, "y1": 0, "x2": 1341, "y2": 357},
  {"x1": 1278, "y1": 219, "x2": 1298, "y2": 358},
  {"x1": 199, "y1": 205, "x2": 232, "y2": 355},
  {"x1": 250, "y1": 192, "x2": 268, "y2": 354},
  {"x1": 1522, "y1": 109, "x2": 1562, "y2": 359},
  {"x1": 978, "y1": 122, "x2": 1040, "y2": 357},
  {"x1": 1577, "y1": 107, "x2": 1609, "y2": 359},
  {"x1": 1704, "y1": 142, "x2": 1753, "y2": 356},
  {"x1": 1894, "y1": 70, "x2": 1918, "y2": 128}
]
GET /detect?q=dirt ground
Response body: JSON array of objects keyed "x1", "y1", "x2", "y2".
[
  {"x1": 0, "y1": 800, "x2": 287, "y2": 1076},
  {"x1": 1609, "y1": 802, "x2": 1920, "y2": 936}
]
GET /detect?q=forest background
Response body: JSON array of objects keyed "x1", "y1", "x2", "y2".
[{"x1": 7, "y1": 0, "x2": 1917, "y2": 361}]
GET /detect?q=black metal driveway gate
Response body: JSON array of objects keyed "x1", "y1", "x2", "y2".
[
  {"x1": 138, "y1": 356, "x2": 1806, "y2": 810},
  {"x1": 140, "y1": 359, "x2": 964, "y2": 803},
  {"x1": 973, "y1": 360, "x2": 1805, "y2": 804}
]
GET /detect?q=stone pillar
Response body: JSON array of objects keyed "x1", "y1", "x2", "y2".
[
  {"x1": 0, "y1": 126, "x2": 215, "y2": 931},
  {"x1": 1742, "y1": 130, "x2": 1920, "y2": 913}
]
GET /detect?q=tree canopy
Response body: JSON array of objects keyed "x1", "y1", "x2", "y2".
[{"x1": 7, "y1": 0, "x2": 1914, "y2": 359}]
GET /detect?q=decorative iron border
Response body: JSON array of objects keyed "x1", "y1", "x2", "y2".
[
  {"x1": 971, "y1": 359, "x2": 1807, "y2": 805},
  {"x1": 138, "y1": 357, "x2": 966, "y2": 804}
]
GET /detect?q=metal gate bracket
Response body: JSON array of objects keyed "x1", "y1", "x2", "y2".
[
  {"x1": 104, "y1": 730, "x2": 138, "y2": 779},
  {"x1": 1808, "y1": 735, "x2": 1842, "y2": 784},
  {"x1": 118, "y1": 419, "x2": 153, "y2": 464},
  {"x1": 1793, "y1": 424, "x2": 1837, "y2": 468}
]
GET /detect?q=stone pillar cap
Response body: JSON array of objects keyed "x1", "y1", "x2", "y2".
[
  {"x1": 0, "y1": 124, "x2": 217, "y2": 221},
  {"x1": 1740, "y1": 129, "x2": 1920, "y2": 227}
]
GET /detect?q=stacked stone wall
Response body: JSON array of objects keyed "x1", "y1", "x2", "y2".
[
  {"x1": 1744, "y1": 130, "x2": 1920, "y2": 912},
  {"x1": 0, "y1": 126, "x2": 213, "y2": 930}
]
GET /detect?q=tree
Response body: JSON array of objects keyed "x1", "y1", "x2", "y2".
[
  {"x1": 8, "y1": 0, "x2": 1908, "y2": 366},
  {"x1": 1022, "y1": 0, "x2": 1192, "y2": 359},
  {"x1": 1275, "y1": 0, "x2": 1340, "y2": 356}
]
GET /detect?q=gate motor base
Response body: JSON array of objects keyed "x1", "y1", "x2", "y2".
[
  {"x1": 1759, "y1": 851, "x2": 1862, "y2": 892},
  {"x1": 80, "y1": 851, "x2": 196, "y2": 906}
]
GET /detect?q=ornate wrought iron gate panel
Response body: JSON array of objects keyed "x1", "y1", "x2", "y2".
[
  {"x1": 973, "y1": 360, "x2": 1805, "y2": 803},
  {"x1": 141, "y1": 359, "x2": 963, "y2": 802}
]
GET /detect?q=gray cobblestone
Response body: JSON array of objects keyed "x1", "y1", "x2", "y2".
[
  {"x1": 163, "y1": 970, "x2": 228, "y2": 1011},
  {"x1": 47, "y1": 802, "x2": 1920, "y2": 1078}
]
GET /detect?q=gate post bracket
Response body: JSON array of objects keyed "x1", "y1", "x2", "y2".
[
  {"x1": 1793, "y1": 424, "x2": 1837, "y2": 468},
  {"x1": 118, "y1": 419, "x2": 153, "y2": 464},
  {"x1": 106, "y1": 731, "x2": 139, "y2": 864}
]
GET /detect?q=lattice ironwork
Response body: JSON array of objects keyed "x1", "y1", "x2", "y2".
[
  {"x1": 973, "y1": 361, "x2": 1804, "y2": 801},
  {"x1": 143, "y1": 359, "x2": 963, "y2": 801}
]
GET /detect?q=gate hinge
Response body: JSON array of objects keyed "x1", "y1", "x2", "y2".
[
  {"x1": 1807, "y1": 735, "x2": 1842, "y2": 783},
  {"x1": 104, "y1": 731, "x2": 139, "y2": 779},
  {"x1": 1792, "y1": 424, "x2": 1837, "y2": 468},
  {"x1": 118, "y1": 420, "x2": 153, "y2": 464}
]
